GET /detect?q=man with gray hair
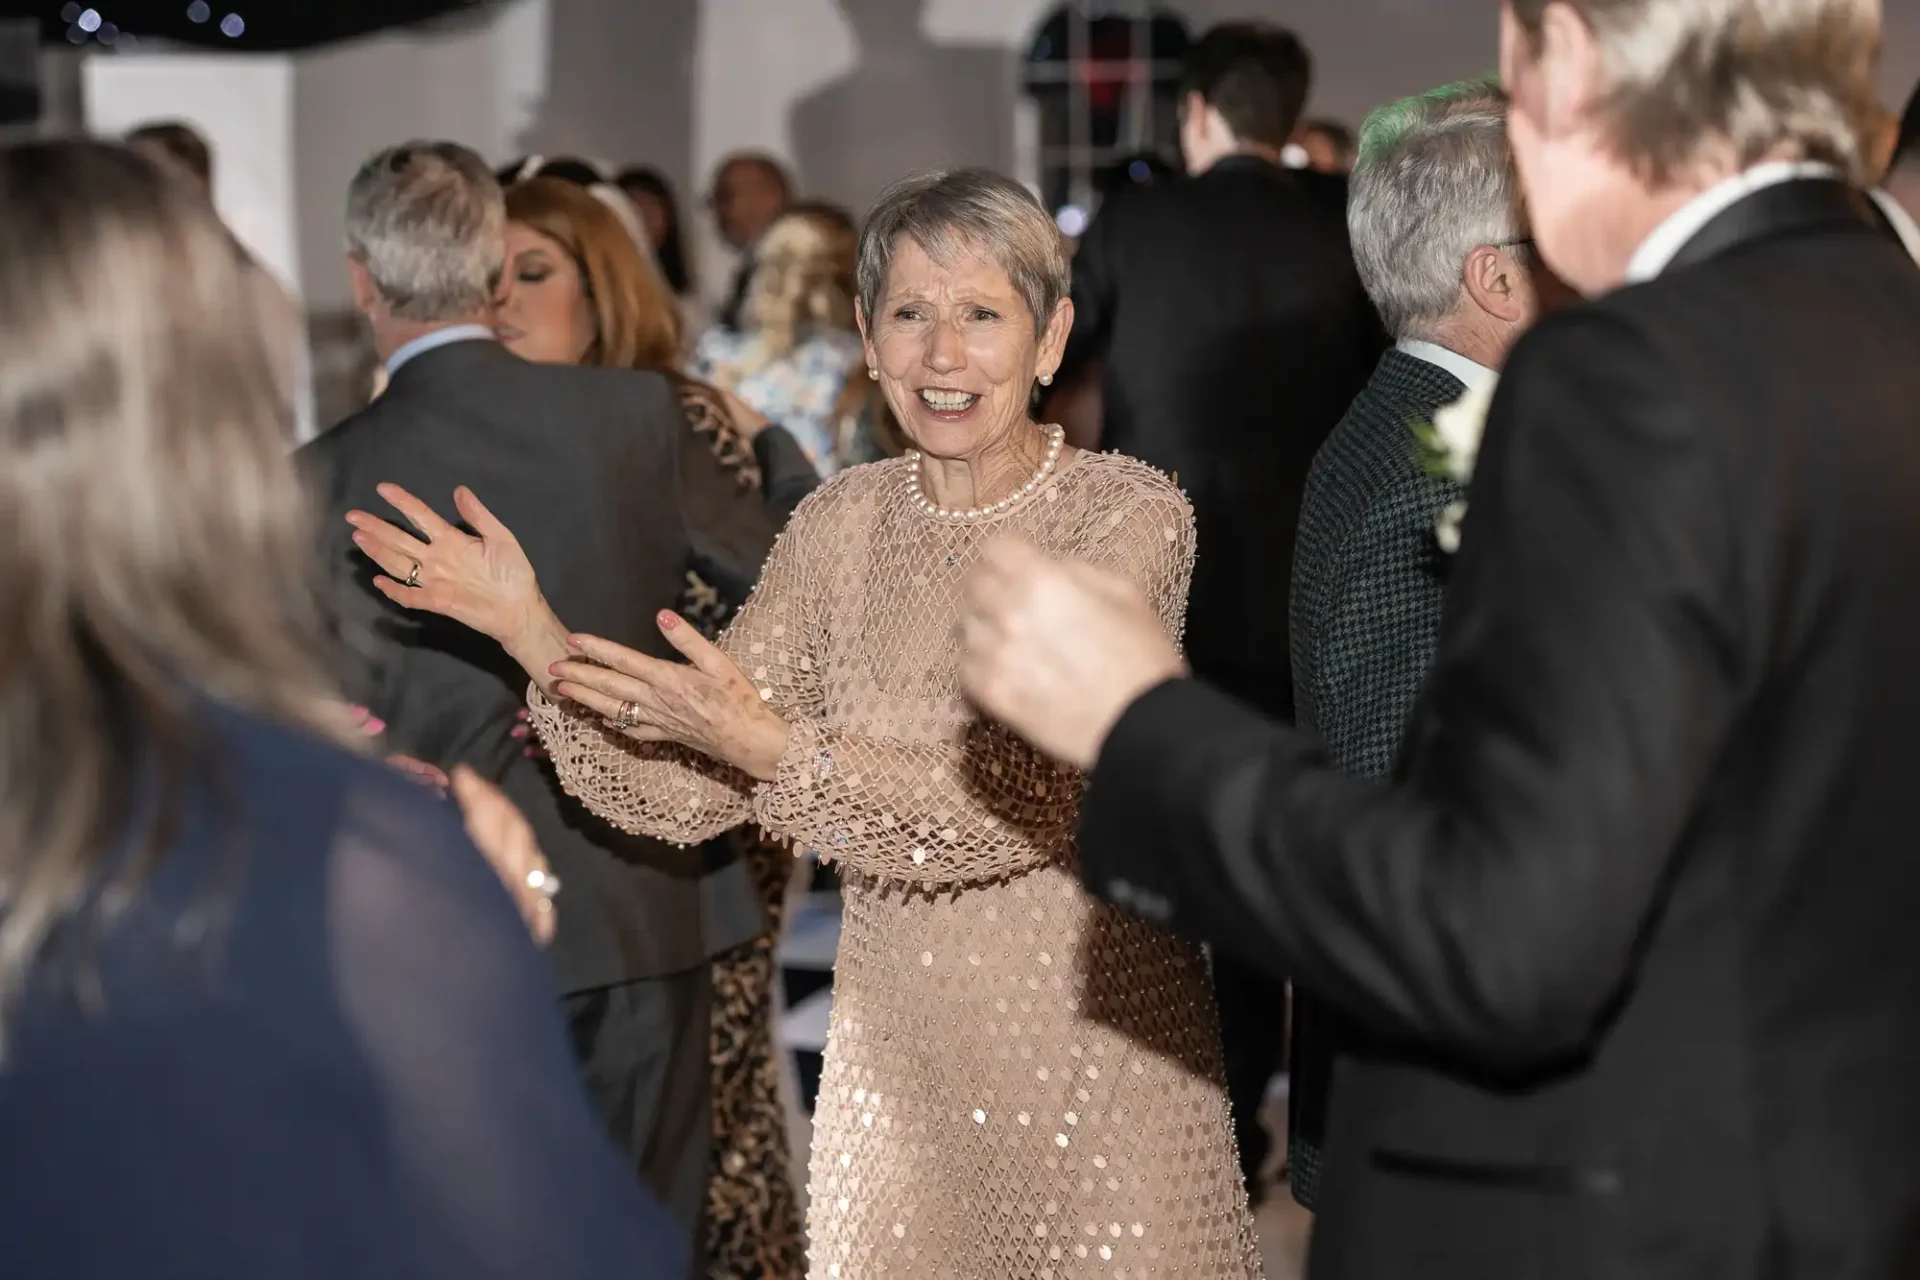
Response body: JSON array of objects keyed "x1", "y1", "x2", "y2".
[
  {"x1": 302, "y1": 140, "x2": 764, "y2": 1277},
  {"x1": 962, "y1": 0, "x2": 1920, "y2": 1271},
  {"x1": 1284, "y1": 77, "x2": 1548, "y2": 1216}
]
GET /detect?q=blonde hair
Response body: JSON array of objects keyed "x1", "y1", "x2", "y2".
[
  {"x1": 1509, "y1": 0, "x2": 1886, "y2": 185},
  {"x1": 0, "y1": 140, "x2": 351, "y2": 1053},
  {"x1": 731, "y1": 203, "x2": 904, "y2": 460},
  {"x1": 741, "y1": 204, "x2": 859, "y2": 360}
]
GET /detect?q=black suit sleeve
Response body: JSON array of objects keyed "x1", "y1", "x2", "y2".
[
  {"x1": 1079, "y1": 309, "x2": 1742, "y2": 1070},
  {"x1": 752, "y1": 424, "x2": 823, "y2": 522}
]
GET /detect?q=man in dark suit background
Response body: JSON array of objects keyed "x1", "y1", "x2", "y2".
[
  {"x1": 301, "y1": 141, "x2": 760, "y2": 1275},
  {"x1": 1284, "y1": 78, "x2": 1547, "y2": 1214},
  {"x1": 1050, "y1": 20, "x2": 1384, "y2": 1201},
  {"x1": 964, "y1": 0, "x2": 1920, "y2": 1274}
]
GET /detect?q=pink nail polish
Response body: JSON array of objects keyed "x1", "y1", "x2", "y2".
[{"x1": 658, "y1": 611, "x2": 678, "y2": 630}]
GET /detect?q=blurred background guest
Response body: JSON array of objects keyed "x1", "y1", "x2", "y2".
[
  {"x1": 0, "y1": 136, "x2": 677, "y2": 1280},
  {"x1": 1048, "y1": 19, "x2": 1384, "y2": 1208},
  {"x1": 1294, "y1": 117, "x2": 1358, "y2": 173},
  {"x1": 126, "y1": 117, "x2": 306, "y2": 429},
  {"x1": 617, "y1": 165, "x2": 707, "y2": 341},
  {"x1": 706, "y1": 151, "x2": 794, "y2": 327},
  {"x1": 1287, "y1": 77, "x2": 1544, "y2": 1217},
  {"x1": 496, "y1": 154, "x2": 659, "y2": 268},
  {"x1": 691, "y1": 202, "x2": 899, "y2": 475},
  {"x1": 494, "y1": 171, "x2": 811, "y2": 1278},
  {"x1": 126, "y1": 117, "x2": 211, "y2": 188}
]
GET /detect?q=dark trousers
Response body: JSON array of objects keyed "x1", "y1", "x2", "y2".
[
  {"x1": 1286, "y1": 991, "x2": 1333, "y2": 1209},
  {"x1": 1212, "y1": 949, "x2": 1289, "y2": 1202},
  {"x1": 564, "y1": 969, "x2": 713, "y2": 1279}
]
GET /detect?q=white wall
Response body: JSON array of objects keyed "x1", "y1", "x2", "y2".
[
  {"x1": 293, "y1": 0, "x2": 550, "y2": 312},
  {"x1": 71, "y1": 0, "x2": 1920, "y2": 388},
  {"x1": 83, "y1": 53, "x2": 301, "y2": 291}
]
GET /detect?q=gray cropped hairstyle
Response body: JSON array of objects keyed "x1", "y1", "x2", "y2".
[
  {"x1": 1347, "y1": 80, "x2": 1521, "y2": 341},
  {"x1": 344, "y1": 140, "x2": 504, "y2": 323},
  {"x1": 857, "y1": 169, "x2": 1068, "y2": 336}
]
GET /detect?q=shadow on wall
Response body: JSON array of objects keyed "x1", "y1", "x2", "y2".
[
  {"x1": 522, "y1": 0, "x2": 699, "y2": 199},
  {"x1": 792, "y1": 0, "x2": 1015, "y2": 221}
]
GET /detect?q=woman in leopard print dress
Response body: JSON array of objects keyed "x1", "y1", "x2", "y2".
[{"x1": 496, "y1": 175, "x2": 813, "y2": 1278}]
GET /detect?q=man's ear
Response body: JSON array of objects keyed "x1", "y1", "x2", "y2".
[{"x1": 346, "y1": 255, "x2": 381, "y2": 318}]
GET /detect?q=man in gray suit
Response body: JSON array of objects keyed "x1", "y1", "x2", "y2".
[
  {"x1": 301, "y1": 141, "x2": 765, "y2": 1274},
  {"x1": 1284, "y1": 79, "x2": 1548, "y2": 1213}
]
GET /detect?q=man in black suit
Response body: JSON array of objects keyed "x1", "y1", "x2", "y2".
[
  {"x1": 963, "y1": 0, "x2": 1920, "y2": 1274},
  {"x1": 301, "y1": 141, "x2": 761, "y2": 1274},
  {"x1": 1284, "y1": 78, "x2": 1547, "y2": 1214},
  {"x1": 1050, "y1": 21, "x2": 1383, "y2": 1199}
]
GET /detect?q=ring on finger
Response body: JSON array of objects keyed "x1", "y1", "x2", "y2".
[
  {"x1": 403, "y1": 561, "x2": 422, "y2": 589},
  {"x1": 611, "y1": 699, "x2": 641, "y2": 732},
  {"x1": 526, "y1": 867, "x2": 561, "y2": 898}
]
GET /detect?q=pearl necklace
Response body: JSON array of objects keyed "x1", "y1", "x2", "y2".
[{"x1": 908, "y1": 425, "x2": 1066, "y2": 521}]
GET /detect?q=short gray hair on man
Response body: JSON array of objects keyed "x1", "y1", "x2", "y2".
[
  {"x1": 1347, "y1": 80, "x2": 1521, "y2": 341},
  {"x1": 1507, "y1": 0, "x2": 1884, "y2": 187},
  {"x1": 344, "y1": 140, "x2": 503, "y2": 323},
  {"x1": 857, "y1": 169, "x2": 1068, "y2": 336}
]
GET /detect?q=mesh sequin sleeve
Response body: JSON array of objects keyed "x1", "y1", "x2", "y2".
[
  {"x1": 749, "y1": 461, "x2": 1196, "y2": 887},
  {"x1": 527, "y1": 692, "x2": 758, "y2": 845},
  {"x1": 529, "y1": 458, "x2": 1197, "y2": 882},
  {"x1": 523, "y1": 482, "x2": 840, "y2": 847}
]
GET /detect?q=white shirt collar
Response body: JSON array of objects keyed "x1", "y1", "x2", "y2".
[
  {"x1": 1395, "y1": 338, "x2": 1498, "y2": 395},
  {"x1": 385, "y1": 324, "x2": 495, "y2": 377},
  {"x1": 1624, "y1": 161, "x2": 1841, "y2": 284},
  {"x1": 1870, "y1": 188, "x2": 1920, "y2": 264}
]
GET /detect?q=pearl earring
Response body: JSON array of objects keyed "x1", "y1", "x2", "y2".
[
  {"x1": 868, "y1": 367, "x2": 880, "y2": 381},
  {"x1": 1038, "y1": 373, "x2": 1054, "y2": 387}
]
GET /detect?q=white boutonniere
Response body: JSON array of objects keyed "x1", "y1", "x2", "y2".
[{"x1": 1412, "y1": 375, "x2": 1497, "y2": 554}]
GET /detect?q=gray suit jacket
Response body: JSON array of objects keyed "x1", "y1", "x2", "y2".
[{"x1": 301, "y1": 337, "x2": 769, "y2": 992}]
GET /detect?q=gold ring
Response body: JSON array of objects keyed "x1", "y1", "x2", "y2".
[
  {"x1": 612, "y1": 700, "x2": 640, "y2": 732},
  {"x1": 403, "y1": 561, "x2": 422, "y2": 589}
]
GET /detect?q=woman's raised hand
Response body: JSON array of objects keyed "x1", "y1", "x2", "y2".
[
  {"x1": 551, "y1": 611, "x2": 791, "y2": 782},
  {"x1": 347, "y1": 484, "x2": 543, "y2": 645}
]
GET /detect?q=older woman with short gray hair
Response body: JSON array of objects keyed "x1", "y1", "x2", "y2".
[{"x1": 354, "y1": 166, "x2": 1261, "y2": 1277}]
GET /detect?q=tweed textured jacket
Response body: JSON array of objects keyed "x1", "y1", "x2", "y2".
[{"x1": 1284, "y1": 346, "x2": 1469, "y2": 1205}]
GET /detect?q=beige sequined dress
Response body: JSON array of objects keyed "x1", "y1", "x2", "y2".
[{"x1": 530, "y1": 449, "x2": 1262, "y2": 1280}]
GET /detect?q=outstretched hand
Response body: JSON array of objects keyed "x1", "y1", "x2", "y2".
[
  {"x1": 346, "y1": 484, "x2": 545, "y2": 646},
  {"x1": 958, "y1": 537, "x2": 1185, "y2": 770},
  {"x1": 550, "y1": 611, "x2": 791, "y2": 782}
]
